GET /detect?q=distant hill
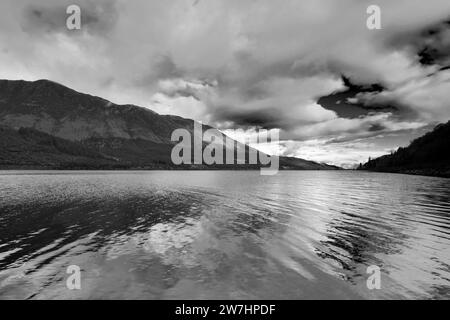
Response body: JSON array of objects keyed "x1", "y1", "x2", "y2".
[
  {"x1": 360, "y1": 121, "x2": 450, "y2": 178},
  {"x1": 0, "y1": 79, "x2": 338, "y2": 170},
  {"x1": 279, "y1": 156, "x2": 341, "y2": 170}
]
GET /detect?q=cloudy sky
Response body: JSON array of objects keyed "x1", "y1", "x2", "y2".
[{"x1": 1, "y1": 0, "x2": 449, "y2": 167}]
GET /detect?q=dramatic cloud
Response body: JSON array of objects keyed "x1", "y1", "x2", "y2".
[{"x1": 1, "y1": 0, "x2": 449, "y2": 166}]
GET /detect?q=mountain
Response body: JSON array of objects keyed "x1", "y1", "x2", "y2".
[
  {"x1": 0, "y1": 79, "x2": 194, "y2": 142},
  {"x1": 360, "y1": 121, "x2": 450, "y2": 177},
  {"x1": 0, "y1": 126, "x2": 120, "y2": 169},
  {"x1": 279, "y1": 156, "x2": 341, "y2": 170},
  {"x1": 0, "y1": 79, "x2": 338, "y2": 170}
]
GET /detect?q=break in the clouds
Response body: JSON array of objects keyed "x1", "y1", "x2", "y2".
[{"x1": 0, "y1": 0, "x2": 449, "y2": 167}]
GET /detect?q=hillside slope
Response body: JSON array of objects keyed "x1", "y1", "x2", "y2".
[
  {"x1": 361, "y1": 121, "x2": 450, "y2": 177},
  {"x1": 0, "y1": 126, "x2": 119, "y2": 169},
  {"x1": 0, "y1": 79, "x2": 193, "y2": 142}
]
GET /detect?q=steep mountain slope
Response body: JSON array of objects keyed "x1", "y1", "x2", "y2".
[
  {"x1": 0, "y1": 126, "x2": 118, "y2": 169},
  {"x1": 0, "y1": 79, "x2": 193, "y2": 142},
  {"x1": 361, "y1": 121, "x2": 450, "y2": 177},
  {"x1": 0, "y1": 79, "x2": 338, "y2": 170}
]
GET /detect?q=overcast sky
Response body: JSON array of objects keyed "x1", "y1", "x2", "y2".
[{"x1": 1, "y1": 0, "x2": 449, "y2": 167}]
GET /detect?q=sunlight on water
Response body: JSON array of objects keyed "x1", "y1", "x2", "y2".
[{"x1": 0, "y1": 171, "x2": 449, "y2": 299}]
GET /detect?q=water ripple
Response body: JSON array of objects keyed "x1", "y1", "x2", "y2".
[{"x1": 0, "y1": 171, "x2": 449, "y2": 299}]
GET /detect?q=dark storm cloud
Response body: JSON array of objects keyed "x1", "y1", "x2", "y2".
[
  {"x1": 134, "y1": 55, "x2": 183, "y2": 89},
  {"x1": 21, "y1": 0, "x2": 118, "y2": 36},
  {"x1": 215, "y1": 107, "x2": 284, "y2": 129},
  {"x1": 317, "y1": 76, "x2": 393, "y2": 119},
  {"x1": 318, "y1": 16, "x2": 450, "y2": 123},
  {"x1": 385, "y1": 18, "x2": 450, "y2": 67},
  {"x1": 368, "y1": 123, "x2": 386, "y2": 132}
]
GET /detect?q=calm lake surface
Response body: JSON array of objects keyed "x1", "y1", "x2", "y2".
[{"x1": 0, "y1": 171, "x2": 449, "y2": 300}]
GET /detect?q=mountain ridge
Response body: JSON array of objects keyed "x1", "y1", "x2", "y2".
[
  {"x1": 0, "y1": 78, "x2": 339, "y2": 170},
  {"x1": 0, "y1": 79, "x2": 191, "y2": 143}
]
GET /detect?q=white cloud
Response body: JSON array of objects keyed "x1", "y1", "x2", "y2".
[{"x1": 358, "y1": 70, "x2": 450, "y2": 121}]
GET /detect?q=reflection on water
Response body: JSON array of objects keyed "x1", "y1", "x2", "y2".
[{"x1": 0, "y1": 171, "x2": 449, "y2": 300}]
